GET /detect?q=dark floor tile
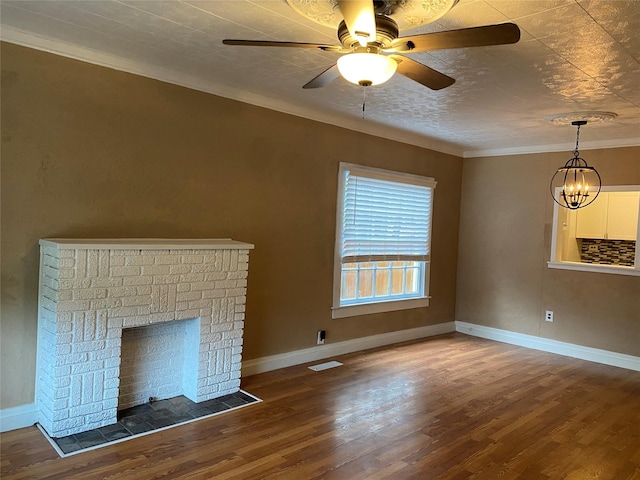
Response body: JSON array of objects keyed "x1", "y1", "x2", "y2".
[
  {"x1": 105, "y1": 430, "x2": 132, "y2": 442},
  {"x1": 168, "y1": 395, "x2": 192, "y2": 407},
  {"x1": 147, "y1": 416, "x2": 175, "y2": 429},
  {"x1": 74, "y1": 430, "x2": 107, "y2": 449},
  {"x1": 149, "y1": 399, "x2": 173, "y2": 411},
  {"x1": 55, "y1": 436, "x2": 83, "y2": 454},
  {"x1": 147, "y1": 408, "x2": 172, "y2": 420},
  {"x1": 236, "y1": 391, "x2": 257, "y2": 403},
  {"x1": 59, "y1": 442, "x2": 83, "y2": 454},
  {"x1": 201, "y1": 399, "x2": 227, "y2": 413},
  {"x1": 98, "y1": 423, "x2": 126, "y2": 434},
  {"x1": 166, "y1": 412, "x2": 195, "y2": 424},
  {"x1": 120, "y1": 414, "x2": 152, "y2": 430},
  {"x1": 221, "y1": 395, "x2": 248, "y2": 408},
  {"x1": 98, "y1": 424, "x2": 132, "y2": 442},
  {"x1": 124, "y1": 421, "x2": 155, "y2": 435},
  {"x1": 189, "y1": 406, "x2": 214, "y2": 418},
  {"x1": 170, "y1": 403, "x2": 196, "y2": 415},
  {"x1": 119, "y1": 403, "x2": 154, "y2": 418},
  {"x1": 211, "y1": 403, "x2": 230, "y2": 413}
]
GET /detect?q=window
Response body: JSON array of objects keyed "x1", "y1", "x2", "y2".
[
  {"x1": 549, "y1": 185, "x2": 640, "y2": 276},
  {"x1": 332, "y1": 163, "x2": 436, "y2": 318}
]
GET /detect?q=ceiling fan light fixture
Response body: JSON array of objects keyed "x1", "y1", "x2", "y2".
[{"x1": 337, "y1": 53, "x2": 397, "y2": 86}]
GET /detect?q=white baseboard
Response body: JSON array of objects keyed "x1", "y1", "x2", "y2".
[
  {"x1": 0, "y1": 403, "x2": 38, "y2": 433},
  {"x1": 241, "y1": 322, "x2": 456, "y2": 376},
  {"x1": 456, "y1": 321, "x2": 640, "y2": 371},
  {"x1": 10, "y1": 321, "x2": 631, "y2": 433},
  {"x1": 2, "y1": 324, "x2": 454, "y2": 433}
]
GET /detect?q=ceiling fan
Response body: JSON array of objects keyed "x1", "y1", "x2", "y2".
[{"x1": 223, "y1": 0, "x2": 520, "y2": 90}]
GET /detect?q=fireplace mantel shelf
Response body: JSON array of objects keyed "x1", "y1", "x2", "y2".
[{"x1": 39, "y1": 238, "x2": 254, "y2": 250}]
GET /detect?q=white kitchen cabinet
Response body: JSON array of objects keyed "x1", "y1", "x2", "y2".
[
  {"x1": 574, "y1": 194, "x2": 608, "y2": 239},
  {"x1": 607, "y1": 192, "x2": 640, "y2": 240},
  {"x1": 575, "y1": 192, "x2": 639, "y2": 240}
]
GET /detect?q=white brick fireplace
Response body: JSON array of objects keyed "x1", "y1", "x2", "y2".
[{"x1": 36, "y1": 238, "x2": 253, "y2": 438}]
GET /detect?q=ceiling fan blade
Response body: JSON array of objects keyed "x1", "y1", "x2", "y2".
[
  {"x1": 388, "y1": 23, "x2": 521, "y2": 53},
  {"x1": 390, "y1": 55, "x2": 455, "y2": 90},
  {"x1": 337, "y1": 0, "x2": 376, "y2": 46},
  {"x1": 223, "y1": 39, "x2": 343, "y2": 52},
  {"x1": 303, "y1": 64, "x2": 340, "y2": 89}
]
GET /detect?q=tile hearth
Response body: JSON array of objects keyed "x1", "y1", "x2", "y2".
[{"x1": 46, "y1": 391, "x2": 259, "y2": 456}]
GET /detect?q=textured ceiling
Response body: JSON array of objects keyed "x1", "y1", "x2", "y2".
[{"x1": 1, "y1": 0, "x2": 639, "y2": 157}]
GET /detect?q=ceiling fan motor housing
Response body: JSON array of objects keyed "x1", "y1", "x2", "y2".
[
  {"x1": 338, "y1": 15, "x2": 399, "y2": 49},
  {"x1": 223, "y1": 0, "x2": 520, "y2": 91}
]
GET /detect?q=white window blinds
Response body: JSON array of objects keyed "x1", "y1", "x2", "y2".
[{"x1": 340, "y1": 164, "x2": 436, "y2": 264}]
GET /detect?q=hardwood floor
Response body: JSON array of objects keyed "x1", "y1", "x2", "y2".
[{"x1": 2, "y1": 333, "x2": 640, "y2": 479}]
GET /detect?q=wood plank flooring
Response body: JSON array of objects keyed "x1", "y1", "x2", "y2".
[{"x1": 2, "y1": 333, "x2": 640, "y2": 479}]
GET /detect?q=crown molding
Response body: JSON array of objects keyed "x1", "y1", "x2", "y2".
[
  {"x1": 3, "y1": 26, "x2": 638, "y2": 160},
  {"x1": 464, "y1": 137, "x2": 640, "y2": 158},
  {"x1": 0, "y1": 26, "x2": 463, "y2": 157}
]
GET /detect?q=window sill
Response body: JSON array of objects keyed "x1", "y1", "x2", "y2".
[
  {"x1": 547, "y1": 261, "x2": 640, "y2": 277},
  {"x1": 332, "y1": 297, "x2": 430, "y2": 319}
]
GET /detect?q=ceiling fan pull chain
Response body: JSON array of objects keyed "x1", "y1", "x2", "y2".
[{"x1": 362, "y1": 85, "x2": 366, "y2": 119}]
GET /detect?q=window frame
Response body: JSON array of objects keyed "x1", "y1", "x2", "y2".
[
  {"x1": 548, "y1": 185, "x2": 640, "y2": 277},
  {"x1": 332, "y1": 163, "x2": 436, "y2": 319},
  {"x1": 339, "y1": 260, "x2": 426, "y2": 306}
]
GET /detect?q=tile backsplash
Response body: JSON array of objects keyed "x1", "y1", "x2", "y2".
[{"x1": 580, "y1": 239, "x2": 636, "y2": 266}]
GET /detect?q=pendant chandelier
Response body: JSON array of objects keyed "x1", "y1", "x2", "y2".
[{"x1": 550, "y1": 120, "x2": 601, "y2": 210}]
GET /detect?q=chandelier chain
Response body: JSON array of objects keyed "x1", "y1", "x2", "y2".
[{"x1": 573, "y1": 123, "x2": 581, "y2": 158}]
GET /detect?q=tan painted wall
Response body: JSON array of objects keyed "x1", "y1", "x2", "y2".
[
  {"x1": 456, "y1": 148, "x2": 640, "y2": 355},
  {"x1": 0, "y1": 43, "x2": 462, "y2": 409}
]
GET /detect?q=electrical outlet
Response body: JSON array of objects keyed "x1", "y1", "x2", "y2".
[
  {"x1": 317, "y1": 330, "x2": 326, "y2": 345},
  {"x1": 588, "y1": 244, "x2": 599, "y2": 253},
  {"x1": 545, "y1": 310, "x2": 554, "y2": 322}
]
